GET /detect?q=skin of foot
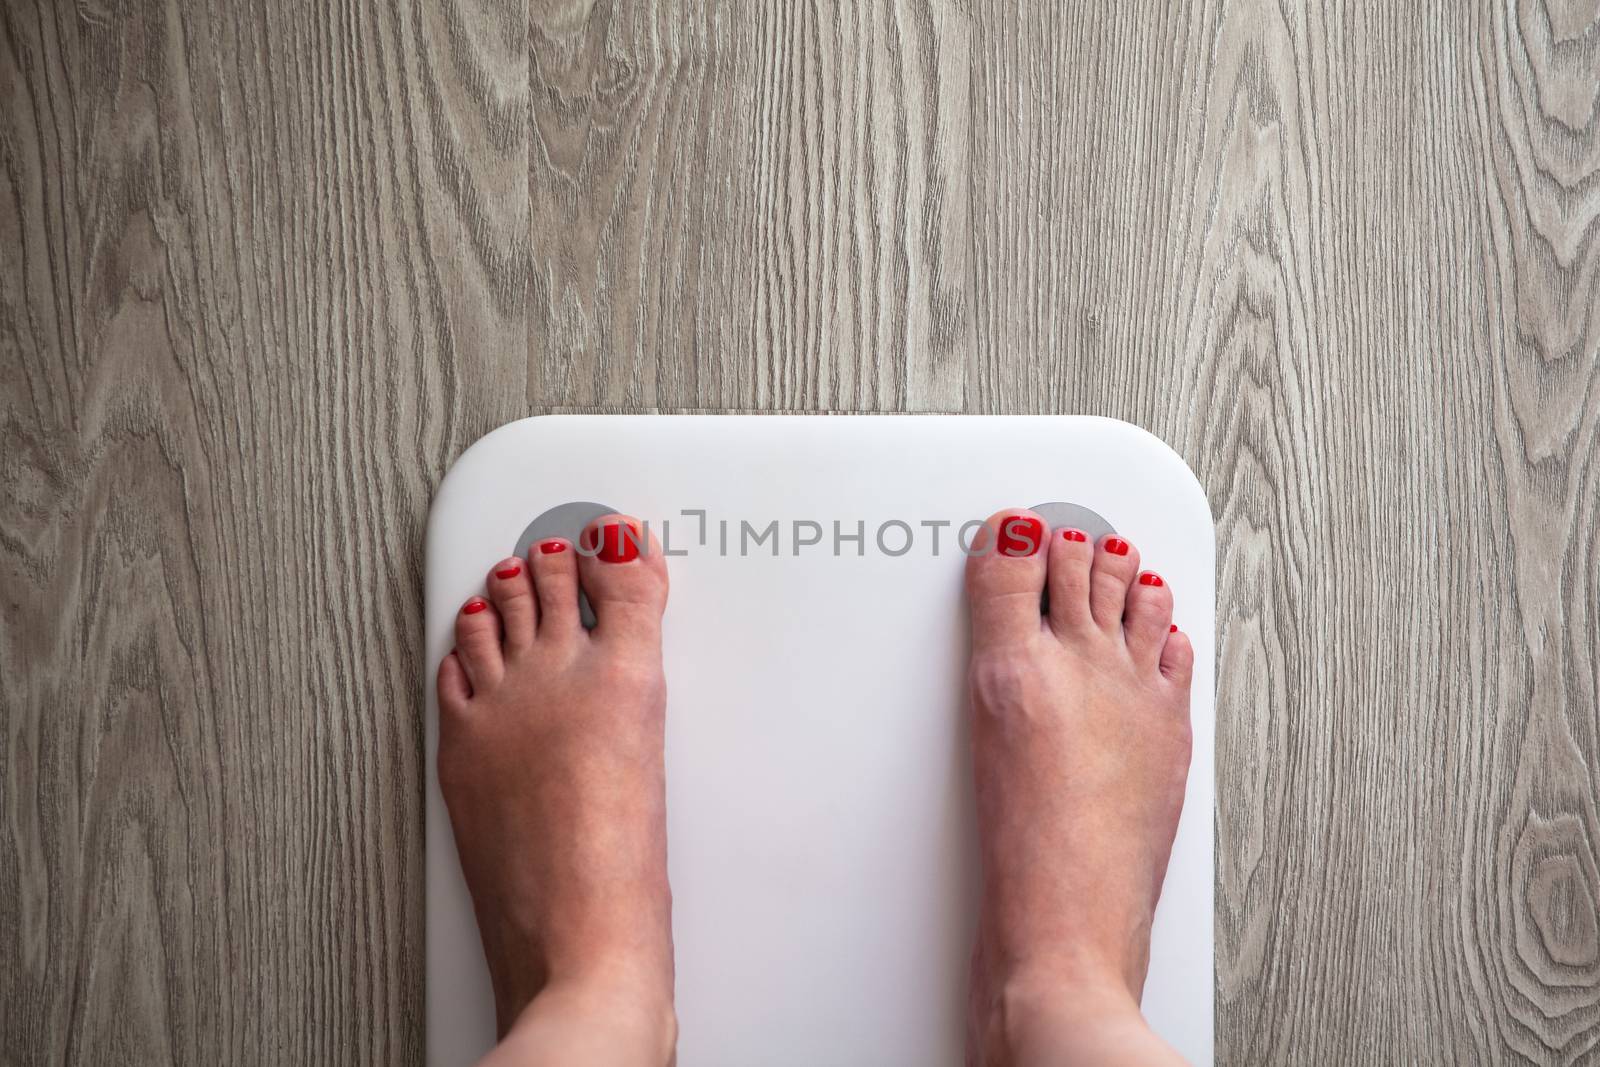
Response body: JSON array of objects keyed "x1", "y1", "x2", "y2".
[
  {"x1": 436, "y1": 516, "x2": 676, "y2": 1067},
  {"x1": 964, "y1": 509, "x2": 1194, "y2": 1067}
]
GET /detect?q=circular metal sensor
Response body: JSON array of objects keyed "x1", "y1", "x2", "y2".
[
  {"x1": 513, "y1": 500, "x2": 620, "y2": 629},
  {"x1": 1029, "y1": 501, "x2": 1117, "y2": 616},
  {"x1": 1029, "y1": 501, "x2": 1116, "y2": 544}
]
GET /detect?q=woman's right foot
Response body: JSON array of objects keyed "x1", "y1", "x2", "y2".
[{"x1": 964, "y1": 510, "x2": 1194, "y2": 1066}]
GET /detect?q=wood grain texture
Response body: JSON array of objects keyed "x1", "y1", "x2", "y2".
[
  {"x1": 964, "y1": 2, "x2": 1600, "y2": 1062},
  {"x1": 1, "y1": 0, "x2": 528, "y2": 1061},
  {"x1": 4, "y1": 0, "x2": 1598, "y2": 1063},
  {"x1": 527, "y1": 0, "x2": 971, "y2": 411}
]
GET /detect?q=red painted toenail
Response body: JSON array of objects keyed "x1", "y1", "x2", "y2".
[
  {"x1": 495, "y1": 562, "x2": 522, "y2": 579},
  {"x1": 1171, "y1": 624, "x2": 1179, "y2": 632},
  {"x1": 998, "y1": 515, "x2": 1044, "y2": 557},
  {"x1": 1061, "y1": 528, "x2": 1088, "y2": 542},
  {"x1": 463, "y1": 598, "x2": 488, "y2": 615},
  {"x1": 589, "y1": 521, "x2": 642, "y2": 563},
  {"x1": 1139, "y1": 572, "x2": 1163, "y2": 586},
  {"x1": 1105, "y1": 537, "x2": 1130, "y2": 556},
  {"x1": 538, "y1": 539, "x2": 567, "y2": 554}
]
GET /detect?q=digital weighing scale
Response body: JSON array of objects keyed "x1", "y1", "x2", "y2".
[{"x1": 426, "y1": 415, "x2": 1215, "y2": 1065}]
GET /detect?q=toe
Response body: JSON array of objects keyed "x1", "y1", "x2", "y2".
[
  {"x1": 530, "y1": 537, "x2": 582, "y2": 636},
  {"x1": 486, "y1": 557, "x2": 536, "y2": 653},
  {"x1": 437, "y1": 650, "x2": 472, "y2": 709},
  {"x1": 577, "y1": 515, "x2": 668, "y2": 641},
  {"x1": 1088, "y1": 533, "x2": 1141, "y2": 630},
  {"x1": 453, "y1": 595, "x2": 505, "y2": 691},
  {"x1": 965, "y1": 509, "x2": 1048, "y2": 648},
  {"x1": 1044, "y1": 526, "x2": 1095, "y2": 634},
  {"x1": 1122, "y1": 570, "x2": 1174, "y2": 667},
  {"x1": 1160, "y1": 627, "x2": 1195, "y2": 686}
]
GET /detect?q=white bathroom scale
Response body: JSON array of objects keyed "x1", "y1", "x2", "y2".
[{"x1": 426, "y1": 415, "x2": 1215, "y2": 1066}]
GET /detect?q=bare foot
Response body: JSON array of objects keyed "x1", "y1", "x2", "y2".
[
  {"x1": 964, "y1": 510, "x2": 1194, "y2": 1067},
  {"x1": 436, "y1": 516, "x2": 676, "y2": 1065}
]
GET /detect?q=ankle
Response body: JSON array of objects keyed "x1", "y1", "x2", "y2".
[
  {"x1": 487, "y1": 930, "x2": 674, "y2": 1033},
  {"x1": 506, "y1": 973, "x2": 677, "y2": 1065},
  {"x1": 975, "y1": 965, "x2": 1171, "y2": 1067}
]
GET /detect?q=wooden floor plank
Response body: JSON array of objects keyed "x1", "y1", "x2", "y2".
[
  {"x1": 0, "y1": 0, "x2": 529, "y2": 1062},
  {"x1": 527, "y1": 0, "x2": 971, "y2": 412}
]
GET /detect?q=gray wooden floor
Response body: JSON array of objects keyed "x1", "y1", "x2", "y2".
[{"x1": 4, "y1": 0, "x2": 1598, "y2": 1063}]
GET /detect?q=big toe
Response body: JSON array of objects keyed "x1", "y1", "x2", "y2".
[
  {"x1": 965, "y1": 509, "x2": 1048, "y2": 648},
  {"x1": 577, "y1": 515, "x2": 669, "y2": 640}
]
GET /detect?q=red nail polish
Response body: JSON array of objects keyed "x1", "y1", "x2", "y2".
[
  {"x1": 1170, "y1": 624, "x2": 1179, "y2": 632},
  {"x1": 1061, "y1": 528, "x2": 1088, "y2": 542},
  {"x1": 462, "y1": 598, "x2": 488, "y2": 615},
  {"x1": 593, "y1": 521, "x2": 641, "y2": 564},
  {"x1": 495, "y1": 563, "x2": 522, "y2": 579},
  {"x1": 998, "y1": 515, "x2": 1045, "y2": 557},
  {"x1": 538, "y1": 539, "x2": 567, "y2": 555},
  {"x1": 1139, "y1": 572, "x2": 1163, "y2": 586},
  {"x1": 1105, "y1": 537, "x2": 1130, "y2": 556}
]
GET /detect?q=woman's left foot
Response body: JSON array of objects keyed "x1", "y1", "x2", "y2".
[{"x1": 436, "y1": 515, "x2": 676, "y2": 1060}]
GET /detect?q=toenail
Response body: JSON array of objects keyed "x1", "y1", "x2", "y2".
[
  {"x1": 1061, "y1": 528, "x2": 1088, "y2": 542},
  {"x1": 538, "y1": 539, "x2": 568, "y2": 554},
  {"x1": 587, "y1": 521, "x2": 642, "y2": 564},
  {"x1": 1171, "y1": 624, "x2": 1179, "y2": 632},
  {"x1": 998, "y1": 515, "x2": 1045, "y2": 557},
  {"x1": 1139, "y1": 572, "x2": 1163, "y2": 586},
  {"x1": 495, "y1": 562, "x2": 522, "y2": 579},
  {"x1": 1105, "y1": 537, "x2": 1130, "y2": 556},
  {"x1": 463, "y1": 598, "x2": 489, "y2": 615}
]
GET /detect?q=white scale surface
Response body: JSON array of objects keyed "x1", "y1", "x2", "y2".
[{"x1": 426, "y1": 415, "x2": 1215, "y2": 1065}]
